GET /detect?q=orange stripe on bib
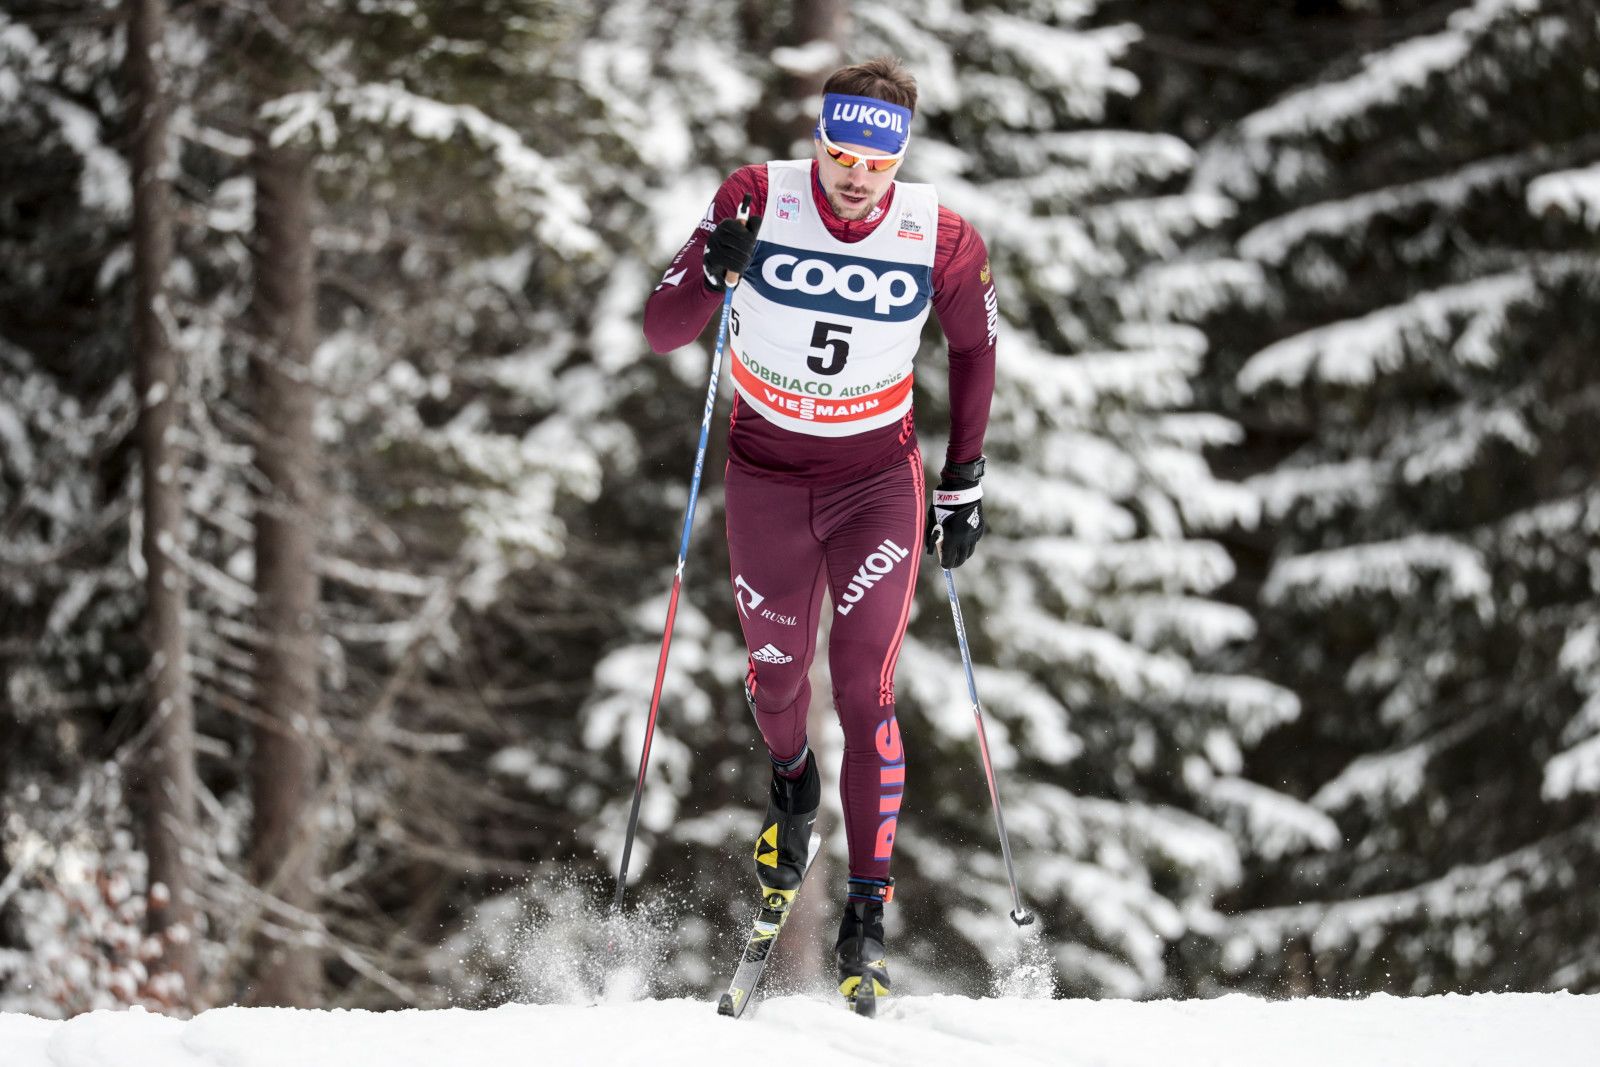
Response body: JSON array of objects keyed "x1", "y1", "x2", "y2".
[{"x1": 732, "y1": 350, "x2": 914, "y2": 425}]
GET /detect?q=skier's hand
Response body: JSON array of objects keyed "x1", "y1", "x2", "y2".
[
  {"x1": 703, "y1": 212, "x2": 763, "y2": 291},
  {"x1": 925, "y1": 461, "x2": 987, "y2": 569}
]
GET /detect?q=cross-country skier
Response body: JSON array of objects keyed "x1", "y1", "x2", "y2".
[{"x1": 643, "y1": 55, "x2": 997, "y2": 1011}]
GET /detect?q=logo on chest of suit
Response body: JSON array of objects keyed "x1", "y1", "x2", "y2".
[
  {"x1": 746, "y1": 243, "x2": 931, "y2": 323},
  {"x1": 776, "y1": 192, "x2": 801, "y2": 222}
]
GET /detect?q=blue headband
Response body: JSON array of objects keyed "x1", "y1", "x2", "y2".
[{"x1": 818, "y1": 92, "x2": 912, "y2": 155}]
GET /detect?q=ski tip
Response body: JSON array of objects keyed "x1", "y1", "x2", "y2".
[{"x1": 716, "y1": 992, "x2": 737, "y2": 1017}]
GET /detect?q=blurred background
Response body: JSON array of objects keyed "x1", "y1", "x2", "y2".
[{"x1": 2, "y1": 0, "x2": 1598, "y2": 1017}]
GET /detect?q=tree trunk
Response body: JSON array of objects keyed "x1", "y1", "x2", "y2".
[
  {"x1": 787, "y1": 0, "x2": 847, "y2": 110},
  {"x1": 127, "y1": 0, "x2": 199, "y2": 1006},
  {"x1": 745, "y1": 0, "x2": 848, "y2": 155},
  {"x1": 246, "y1": 0, "x2": 324, "y2": 1008}
]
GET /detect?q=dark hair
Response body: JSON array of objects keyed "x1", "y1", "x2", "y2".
[{"x1": 822, "y1": 56, "x2": 918, "y2": 113}]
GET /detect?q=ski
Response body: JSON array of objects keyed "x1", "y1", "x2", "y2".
[{"x1": 715, "y1": 832, "x2": 823, "y2": 1018}]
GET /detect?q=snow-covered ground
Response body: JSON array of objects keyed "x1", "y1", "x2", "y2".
[{"x1": 4, "y1": 992, "x2": 1597, "y2": 1066}]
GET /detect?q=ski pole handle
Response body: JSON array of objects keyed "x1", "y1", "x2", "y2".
[{"x1": 724, "y1": 196, "x2": 753, "y2": 288}]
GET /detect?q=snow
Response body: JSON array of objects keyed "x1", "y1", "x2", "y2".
[
  {"x1": 1204, "y1": 776, "x2": 1343, "y2": 860},
  {"x1": 1244, "y1": 0, "x2": 1529, "y2": 138},
  {"x1": 1543, "y1": 618, "x2": 1600, "y2": 800},
  {"x1": 990, "y1": 470, "x2": 1137, "y2": 541},
  {"x1": 987, "y1": 131, "x2": 1194, "y2": 201},
  {"x1": 1098, "y1": 595, "x2": 1255, "y2": 657},
  {"x1": 1238, "y1": 149, "x2": 1556, "y2": 266},
  {"x1": 1120, "y1": 258, "x2": 1270, "y2": 323},
  {"x1": 1087, "y1": 192, "x2": 1236, "y2": 258},
  {"x1": 975, "y1": 17, "x2": 1142, "y2": 121},
  {"x1": 259, "y1": 83, "x2": 598, "y2": 255},
  {"x1": 40, "y1": 94, "x2": 130, "y2": 218},
  {"x1": 1237, "y1": 272, "x2": 1535, "y2": 395},
  {"x1": 1022, "y1": 537, "x2": 1237, "y2": 597},
  {"x1": 1398, "y1": 404, "x2": 1537, "y2": 485},
  {"x1": 1262, "y1": 535, "x2": 1492, "y2": 610},
  {"x1": 1248, "y1": 458, "x2": 1383, "y2": 523},
  {"x1": 1543, "y1": 732, "x2": 1600, "y2": 800},
  {"x1": 1528, "y1": 163, "x2": 1600, "y2": 227},
  {"x1": 1314, "y1": 742, "x2": 1432, "y2": 812},
  {"x1": 1183, "y1": 675, "x2": 1301, "y2": 745},
  {"x1": 0, "y1": 14, "x2": 46, "y2": 106},
  {"x1": 1194, "y1": 0, "x2": 1543, "y2": 196},
  {"x1": 2, "y1": 992, "x2": 1594, "y2": 1066},
  {"x1": 768, "y1": 40, "x2": 842, "y2": 77}
]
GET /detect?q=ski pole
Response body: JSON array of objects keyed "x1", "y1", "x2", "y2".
[
  {"x1": 935, "y1": 527, "x2": 1035, "y2": 927},
  {"x1": 614, "y1": 196, "x2": 753, "y2": 911}
]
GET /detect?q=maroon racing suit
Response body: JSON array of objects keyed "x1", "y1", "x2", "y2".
[{"x1": 644, "y1": 161, "x2": 997, "y2": 881}]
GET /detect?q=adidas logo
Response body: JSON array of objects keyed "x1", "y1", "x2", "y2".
[{"x1": 752, "y1": 643, "x2": 792, "y2": 664}]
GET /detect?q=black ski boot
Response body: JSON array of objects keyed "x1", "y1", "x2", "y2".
[
  {"x1": 836, "y1": 879, "x2": 892, "y2": 1017},
  {"x1": 754, "y1": 750, "x2": 819, "y2": 912}
]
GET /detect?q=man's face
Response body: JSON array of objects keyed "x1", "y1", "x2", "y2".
[{"x1": 813, "y1": 138, "x2": 902, "y2": 221}]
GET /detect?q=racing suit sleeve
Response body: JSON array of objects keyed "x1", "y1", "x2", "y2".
[
  {"x1": 643, "y1": 164, "x2": 768, "y2": 355},
  {"x1": 930, "y1": 208, "x2": 998, "y2": 471}
]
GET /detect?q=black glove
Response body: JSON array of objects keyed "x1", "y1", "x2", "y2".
[
  {"x1": 925, "y1": 457, "x2": 987, "y2": 569},
  {"x1": 702, "y1": 213, "x2": 763, "y2": 291}
]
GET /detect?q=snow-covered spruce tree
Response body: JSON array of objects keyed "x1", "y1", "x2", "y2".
[
  {"x1": 171, "y1": 0, "x2": 682, "y2": 1006},
  {"x1": 4, "y1": 0, "x2": 646, "y2": 1008},
  {"x1": 1142, "y1": 0, "x2": 1600, "y2": 994}
]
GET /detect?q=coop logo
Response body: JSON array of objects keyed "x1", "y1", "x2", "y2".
[
  {"x1": 762, "y1": 254, "x2": 917, "y2": 316},
  {"x1": 836, "y1": 539, "x2": 911, "y2": 616},
  {"x1": 748, "y1": 244, "x2": 931, "y2": 322}
]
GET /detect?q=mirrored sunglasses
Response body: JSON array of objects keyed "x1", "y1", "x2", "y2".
[{"x1": 818, "y1": 125, "x2": 906, "y2": 173}]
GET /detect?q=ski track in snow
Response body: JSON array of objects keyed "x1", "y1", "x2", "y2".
[{"x1": 3, "y1": 992, "x2": 1598, "y2": 1066}]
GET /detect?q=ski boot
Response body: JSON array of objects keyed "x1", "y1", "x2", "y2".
[
  {"x1": 754, "y1": 749, "x2": 819, "y2": 914},
  {"x1": 836, "y1": 878, "x2": 892, "y2": 1017}
]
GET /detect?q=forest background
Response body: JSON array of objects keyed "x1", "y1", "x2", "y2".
[{"x1": 3, "y1": 0, "x2": 1599, "y2": 1016}]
